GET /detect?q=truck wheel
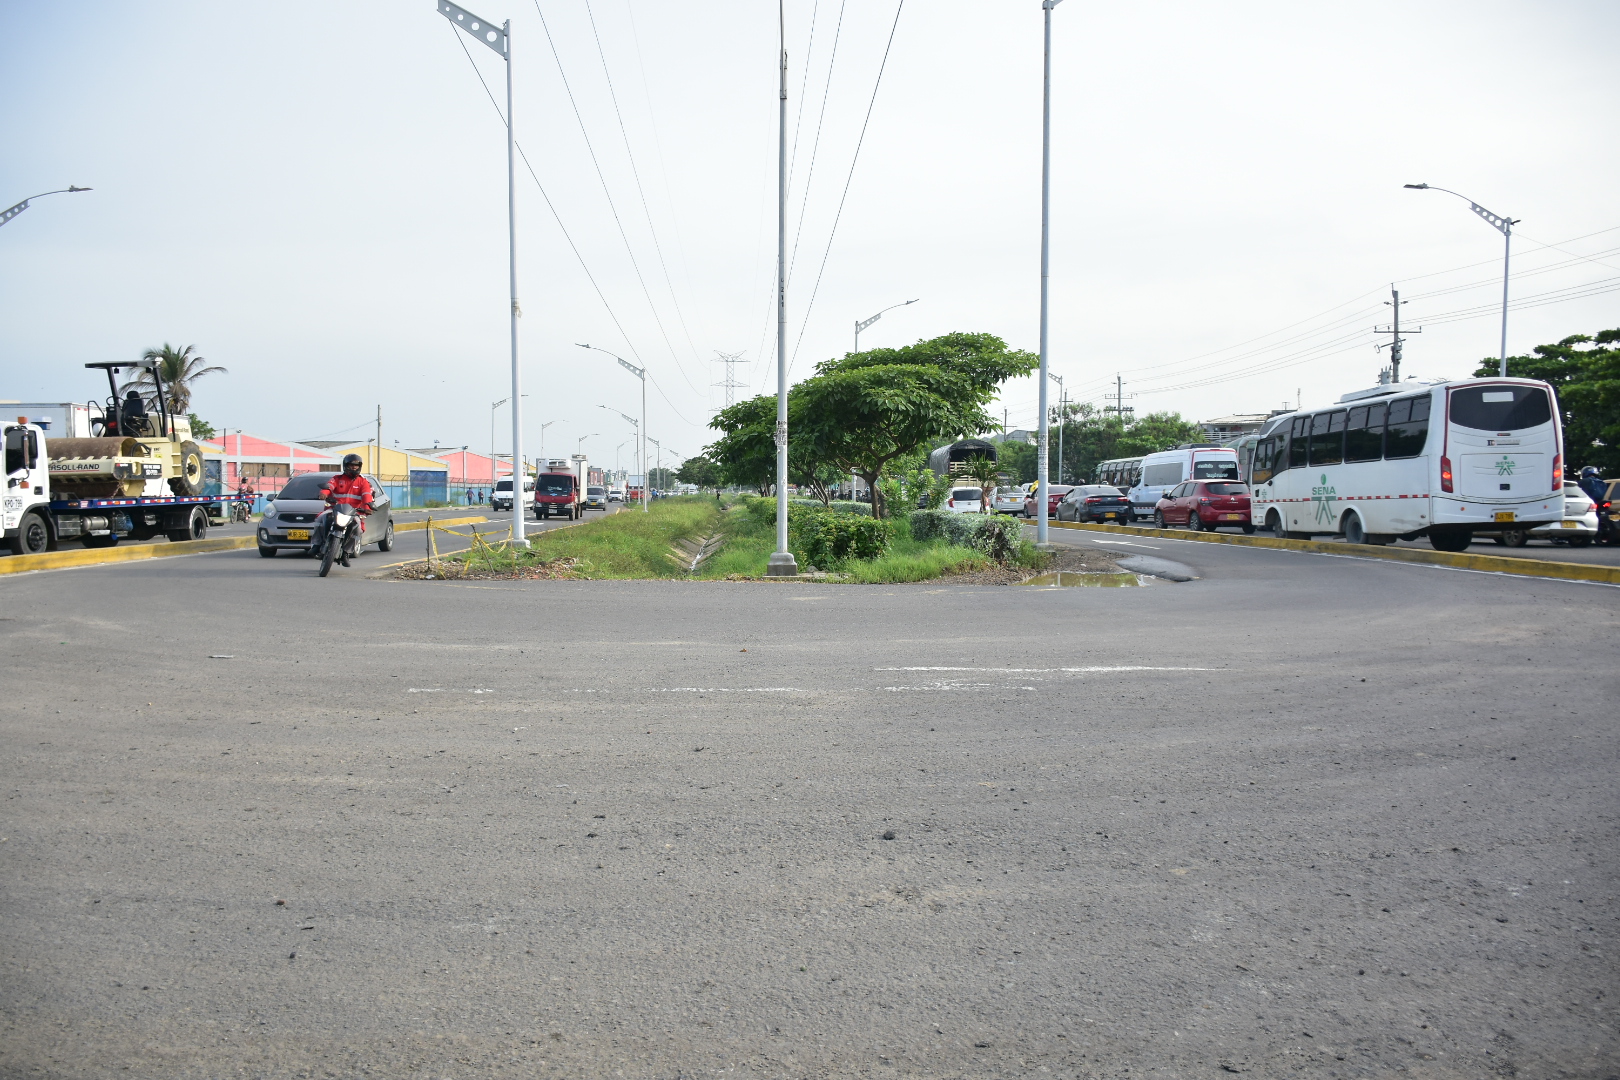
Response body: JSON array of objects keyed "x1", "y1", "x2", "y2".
[
  {"x1": 9, "y1": 512, "x2": 51, "y2": 555},
  {"x1": 167, "y1": 507, "x2": 208, "y2": 542},
  {"x1": 167, "y1": 441, "x2": 206, "y2": 496}
]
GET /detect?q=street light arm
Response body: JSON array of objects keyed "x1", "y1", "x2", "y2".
[
  {"x1": 855, "y1": 298, "x2": 920, "y2": 335},
  {"x1": 1404, "y1": 183, "x2": 1517, "y2": 236},
  {"x1": 1, "y1": 185, "x2": 93, "y2": 229}
]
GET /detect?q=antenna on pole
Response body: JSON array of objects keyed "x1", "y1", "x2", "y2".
[{"x1": 1374, "y1": 285, "x2": 1421, "y2": 385}]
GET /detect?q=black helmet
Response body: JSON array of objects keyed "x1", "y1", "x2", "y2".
[{"x1": 342, "y1": 453, "x2": 363, "y2": 471}]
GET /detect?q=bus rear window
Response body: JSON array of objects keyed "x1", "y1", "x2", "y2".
[
  {"x1": 1450, "y1": 385, "x2": 1552, "y2": 431},
  {"x1": 1192, "y1": 460, "x2": 1238, "y2": 479}
]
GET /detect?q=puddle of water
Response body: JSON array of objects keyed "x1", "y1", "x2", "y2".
[{"x1": 1018, "y1": 571, "x2": 1152, "y2": 587}]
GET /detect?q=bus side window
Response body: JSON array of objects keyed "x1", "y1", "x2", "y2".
[
  {"x1": 1345, "y1": 404, "x2": 1383, "y2": 462},
  {"x1": 1385, "y1": 394, "x2": 1430, "y2": 458},
  {"x1": 1287, "y1": 417, "x2": 1309, "y2": 470},
  {"x1": 1308, "y1": 410, "x2": 1345, "y2": 466}
]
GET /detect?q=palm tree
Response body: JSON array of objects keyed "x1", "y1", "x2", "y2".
[
  {"x1": 964, "y1": 456, "x2": 1001, "y2": 513},
  {"x1": 120, "y1": 344, "x2": 228, "y2": 415}
]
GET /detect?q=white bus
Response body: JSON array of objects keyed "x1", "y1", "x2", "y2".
[
  {"x1": 1126, "y1": 445, "x2": 1240, "y2": 521},
  {"x1": 1248, "y1": 376, "x2": 1564, "y2": 551},
  {"x1": 1094, "y1": 456, "x2": 1142, "y2": 493}
]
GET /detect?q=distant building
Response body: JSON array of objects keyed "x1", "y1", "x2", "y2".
[
  {"x1": 1198, "y1": 413, "x2": 1281, "y2": 443},
  {"x1": 990, "y1": 429, "x2": 1038, "y2": 445}
]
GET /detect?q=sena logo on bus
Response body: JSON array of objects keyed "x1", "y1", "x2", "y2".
[{"x1": 1312, "y1": 474, "x2": 1337, "y2": 524}]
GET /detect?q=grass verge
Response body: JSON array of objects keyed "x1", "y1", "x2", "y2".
[{"x1": 430, "y1": 498, "x2": 723, "y2": 579}]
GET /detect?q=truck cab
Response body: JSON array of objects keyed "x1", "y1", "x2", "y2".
[
  {"x1": 534, "y1": 469, "x2": 580, "y2": 520},
  {"x1": 4, "y1": 422, "x2": 51, "y2": 554}
]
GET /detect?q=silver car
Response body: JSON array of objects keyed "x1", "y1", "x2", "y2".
[
  {"x1": 257, "y1": 472, "x2": 395, "y2": 558},
  {"x1": 992, "y1": 486, "x2": 1025, "y2": 514},
  {"x1": 1475, "y1": 481, "x2": 1597, "y2": 548}
]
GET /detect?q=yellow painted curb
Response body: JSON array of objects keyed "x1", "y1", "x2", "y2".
[
  {"x1": 1032, "y1": 518, "x2": 1620, "y2": 585},
  {"x1": 0, "y1": 516, "x2": 488, "y2": 577}
]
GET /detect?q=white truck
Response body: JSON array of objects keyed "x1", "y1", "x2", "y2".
[{"x1": 3, "y1": 361, "x2": 235, "y2": 555}]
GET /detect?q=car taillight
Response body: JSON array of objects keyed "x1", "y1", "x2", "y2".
[
  {"x1": 1086, "y1": 496, "x2": 1101, "y2": 503},
  {"x1": 1440, "y1": 455, "x2": 1454, "y2": 493},
  {"x1": 1552, "y1": 453, "x2": 1561, "y2": 492}
]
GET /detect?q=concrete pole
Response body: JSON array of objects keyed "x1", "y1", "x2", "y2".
[{"x1": 767, "y1": 0, "x2": 798, "y2": 575}]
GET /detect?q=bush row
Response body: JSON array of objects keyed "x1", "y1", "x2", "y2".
[
  {"x1": 908, "y1": 510, "x2": 1021, "y2": 564},
  {"x1": 788, "y1": 503, "x2": 891, "y2": 567},
  {"x1": 788, "y1": 498, "x2": 874, "y2": 517}
]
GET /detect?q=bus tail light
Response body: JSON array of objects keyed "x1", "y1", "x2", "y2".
[
  {"x1": 1552, "y1": 453, "x2": 1562, "y2": 491},
  {"x1": 1440, "y1": 456, "x2": 1454, "y2": 493}
]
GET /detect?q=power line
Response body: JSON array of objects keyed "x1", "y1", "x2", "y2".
[
  {"x1": 786, "y1": 0, "x2": 906, "y2": 377},
  {"x1": 787, "y1": 0, "x2": 847, "y2": 290}
]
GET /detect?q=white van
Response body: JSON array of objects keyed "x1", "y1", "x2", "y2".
[
  {"x1": 1127, "y1": 445, "x2": 1240, "y2": 519},
  {"x1": 491, "y1": 477, "x2": 534, "y2": 512}
]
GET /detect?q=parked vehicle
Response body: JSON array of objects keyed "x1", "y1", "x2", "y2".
[
  {"x1": 1022, "y1": 484, "x2": 1073, "y2": 519},
  {"x1": 582, "y1": 485, "x2": 610, "y2": 512},
  {"x1": 1127, "y1": 445, "x2": 1239, "y2": 521},
  {"x1": 491, "y1": 477, "x2": 534, "y2": 512},
  {"x1": 1248, "y1": 377, "x2": 1564, "y2": 550},
  {"x1": 1153, "y1": 481, "x2": 1253, "y2": 532},
  {"x1": 945, "y1": 486, "x2": 984, "y2": 514},
  {"x1": 991, "y1": 486, "x2": 1026, "y2": 514},
  {"x1": 257, "y1": 471, "x2": 394, "y2": 557},
  {"x1": 4, "y1": 416, "x2": 237, "y2": 556},
  {"x1": 1473, "y1": 481, "x2": 1597, "y2": 547},
  {"x1": 534, "y1": 466, "x2": 580, "y2": 520},
  {"x1": 1056, "y1": 484, "x2": 1131, "y2": 523}
]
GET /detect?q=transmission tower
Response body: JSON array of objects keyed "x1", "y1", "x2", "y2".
[{"x1": 713, "y1": 350, "x2": 748, "y2": 409}]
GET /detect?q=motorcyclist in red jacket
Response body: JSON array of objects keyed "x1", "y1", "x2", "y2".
[{"x1": 320, "y1": 454, "x2": 375, "y2": 567}]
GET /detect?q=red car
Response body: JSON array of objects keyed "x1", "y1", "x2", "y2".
[
  {"x1": 1154, "y1": 481, "x2": 1254, "y2": 533},
  {"x1": 1022, "y1": 484, "x2": 1074, "y2": 519}
]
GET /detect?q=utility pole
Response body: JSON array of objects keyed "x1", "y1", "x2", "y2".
[
  {"x1": 713, "y1": 350, "x2": 747, "y2": 410},
  {"x1": 1035, "y1": 0, "x2": 1065, "y2": 549},
  {"x1": 1048, "y1": 370, "x2": 1065, "y2": 486},
  {"x1": 375, "y1": 405, "x2": 382, "y2": 476},
  {"x1": 766, "y1": 0, "x2": 797, "y2": 575},
  {"x1": 1375, "y1": 286, "x2": 1421, "y2": 385}
]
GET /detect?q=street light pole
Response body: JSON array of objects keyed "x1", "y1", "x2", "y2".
[
  {"x1": 579, "y1": 344, "x2": 648, "y2": 512},
  {"x1": 1035, "y1": 0, "x2": 1064, "y2": 549},
  {"x1": 1048, "y1": 370, "x2": 1065, "y2": 486},
  {"x1": 0, "y1": 185, "x2": 92, "y2": 230},
  {"x1": 438, "y1": 3, "x2": 525, "y2": 545},
  {"x1": 1404, "y1": 183, "x2": 1519, "y2": 378},
  {"x1": 854, "y1": 298, "x2": 920, "y2": 352},
  {"x1": 491, "y1": 397, "x2": 507, "y2": 491},
  {"x1": 768, "y1": 0, "x2": 797, "y2": 576},
  {"x1": 539, "y1": 420, "x2": 555, "y2": 464}
]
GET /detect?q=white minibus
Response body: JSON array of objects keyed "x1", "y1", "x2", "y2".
[
  {"x1": 1094, "y1": 456, "x2": 1142, "y2": 494},
  {"x1": 1248, "y1": 377, "x2": 1563, "y2": 551},
  {"x1": 1126, "y1": 445, "x2": 1240, "y2": 520}
]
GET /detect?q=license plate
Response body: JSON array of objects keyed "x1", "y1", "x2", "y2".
[
  {"x1": 286, "y1": 529, "x2": 310, "y2": 541},
  {"x1": 1104, "y1": 513, "x2": 1117, "y2": 519},
  {"x1": 1494, "y1": 512, "x2": 1515, "y2": 523},
  {"x1": 1222, "y1": 513, "x2": 1241, "y2": 520},
  {"x1": 1561, "y1": 520, "x2": 1577, "y2": 528}
]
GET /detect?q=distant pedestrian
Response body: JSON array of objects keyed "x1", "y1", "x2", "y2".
[{"x1": 465, "y1": 488, "x2": 473, "y2": 506}]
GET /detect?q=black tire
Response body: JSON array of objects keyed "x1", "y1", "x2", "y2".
[
  {"x1": 1242, "y1": 523, "x2": 1256, "y2": 534},
  {"x1": 1153, "y1": 510, "x2": 1166, "y2": 529},
  {"x1": 166, "y1": 507, "x2": 207, "y2": 543},
  {"x1": 319, "y1": 534, "x2": 339, "y2": 577},
  {"x1": 1501, "y1": 528, "x2": 1529, "y2": 548},
  {"x1": 9, "y1": 511, "x2": 51, "y2": 555},
  {"x1": 377, "y1": 520, "x2": 394, "y2": 552},
  {"x1": 1492, "y1": 536, "x2": 1507, "y2": 546},
  {"x1": 1343, "y1": 512, "x2": 1367, "y2": 545},
  {"x1": 83, "y1": 534, "x2": 119, "y2": 548},
  {"x1": 167, "y1": 440, "x2": 206, "y2": 496},
  {"x1": 1265, "y1": 510, "x2": 1283, "y2": 535},
  {"x1": 1429, "y1": 530, "x2": 1473, "y2": 553},
  {"x1": 1187, "y1": 512, "x2": 1205, "y2": 531},
  {"x1": 258, "y1": 545, "x2": 278, "y2": 558}
]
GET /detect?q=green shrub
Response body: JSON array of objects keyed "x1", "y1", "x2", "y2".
[
  {"x1": 909, "y1": 508, "x2": 950, "y2": 541},
  {"x1": 789, "y1": 504, "x2": 892, "y2": 568},
  {"x1": 788, "y1": 498, "x2": 873, "y2": 517},
  {"x1": 908, "y1": 509, "x2": 1020, "y2": 564}
]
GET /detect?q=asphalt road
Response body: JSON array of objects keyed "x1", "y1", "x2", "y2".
[{"x1": 2, "y1": 534, "x2": 1616, "y2": 1079}]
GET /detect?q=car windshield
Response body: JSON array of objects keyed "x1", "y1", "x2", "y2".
[
  {"x1": 587, "y1": 486, "x2": 605, "y2": 496},
  {"x1": 277, "y1": 473, "x2": 339, "y2": 500},
  {"x1": 1204, "y1": 482, "x2": 1248, "y2": 495},
  {"x1": 537, "y1": 475, "x2": 573, "y2": 493},
  {"x1": 952, "y1": 489, "x2": 981, "y2": 500},
  {"x1": 495, "y1": 480, "x2": 513, "y2": 492}
]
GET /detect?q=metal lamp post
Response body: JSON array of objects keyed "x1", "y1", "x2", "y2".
[
  {"x1": 767, "y1": 0, "x2": 798, "y2": 576},
  {"x1": 1404, "y1": 183, "x2": 1519, "y2": 377},
  {"x1": 1048, "y1": 370, "x2": 1065, "y2": 485},
  {"x1": 578, "y1": 344, "x2": 648, "y2": 513},
  {"x1": 1035, "y1": 0, "x2": 1065, "y2": 549},
  {"x1": 0, "y1": 185, "x2": 92, "y2": 230},
  {"x1": 539, "y1": 420, "x2": 556, "y2": 464},
  {"x1": 437, "y1": 2, "x2": 525, "y2": 545},
  {"x1": 854, "y1": 299, "x2": 919, "y2": 352}
]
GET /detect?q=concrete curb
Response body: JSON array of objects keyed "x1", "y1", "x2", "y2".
[
  {"x1": 1028, "y1": 518, "x2": 1620, "y2": 585},
  {"x1": 0, "y1": 517, "x2": 488, "y2": 577}
]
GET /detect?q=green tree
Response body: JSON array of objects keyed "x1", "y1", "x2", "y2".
[
  {"x1": 995, "y1": 438, "x2": 1038, "y2": 484},
  {"x1": 706, "y1": 395, "x2": 832, "y2": 499},
  {"x1": 793, "y1": 332, "x2": 1038, "y2": 517},
  {"x1": 120, "y1": 343, "x2": 227, "y2": 415},
  {"x1": 649, "y1": 467, "x2": 677, "y2": 490},
  {"x1": 964, "y1": 456, "x2": 1000, "y2": 511},
  {"x1": 675, "y1": 455, "x2": 722, "y2": 494},
  {"x1": 1474, "y1": 329, "x2": 1620, "y2": 474},
  {"x1": 186, "y1": 414, "x2": 217, "y2": 440}
]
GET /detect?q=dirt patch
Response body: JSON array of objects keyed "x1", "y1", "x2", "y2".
[
  {"x1": 932, "y1": 545, "x2": 1124, "y2": 586},
  {"x1": 390, "y1": 556, "x2": 587, "y2": 581}
]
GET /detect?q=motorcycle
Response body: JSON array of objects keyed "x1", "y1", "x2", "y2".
[{"x1": 314, "y1": 503, "x2": 363, "y2": 577}]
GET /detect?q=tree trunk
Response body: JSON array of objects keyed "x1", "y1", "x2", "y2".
[{"x1": 860, "y1": 471, "x2": 885, "y2": 518}]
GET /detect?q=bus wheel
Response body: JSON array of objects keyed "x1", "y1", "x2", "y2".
[
  {"x1": 1342, "y1": 512, "x2": 1368, "y2": 545},
  {"x1": 1264, "y1": 510, "x2": 1283, "y2": 535},
  {"x1": 1429, "y1": 530, "x2": 1472, "y2": 553}
]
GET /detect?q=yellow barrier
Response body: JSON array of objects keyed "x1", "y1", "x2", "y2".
[
  {"x1": 1033, "y1": 518, "x2": 1620, "y2": 585},
  {"x1": 0, "y1": 516, "x2": 488, "y2": 577}
]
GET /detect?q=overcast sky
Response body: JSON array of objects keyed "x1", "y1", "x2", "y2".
[{"x1": 3, "y1": 0, "x2": 1617, "y2": 468}]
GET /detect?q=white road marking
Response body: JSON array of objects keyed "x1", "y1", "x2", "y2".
[{"x1": 876, "y1": 665, "x2": 1222, "y2": 673}]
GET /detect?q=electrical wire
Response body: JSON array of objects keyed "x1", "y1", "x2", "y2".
[
  {"x1": 785, "y1": 0, "x2": 906, "y2": 377},
  {"x1": 787, "y1": 0, "x2": 847, "y2": 291}
]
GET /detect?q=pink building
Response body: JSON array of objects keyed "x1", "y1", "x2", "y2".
[{"x1": 211, "y1": 433, "x2": 339, "y2": 495}]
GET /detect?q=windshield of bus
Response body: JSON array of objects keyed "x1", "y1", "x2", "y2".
[
  {"x1": 1192, "y1": 460, "x2": 1239, "y2": 479},
  {"x1": 1450, "y1": 385, "x2": 1552, "y2": 431},
  {"x1": 1204, "y1": 482, "x2": 1248, "y2": 495}
]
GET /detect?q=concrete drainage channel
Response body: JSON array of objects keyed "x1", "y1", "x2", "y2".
[{"x1": 672, "y1": 533, "x2": 723, "y2": 574}]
